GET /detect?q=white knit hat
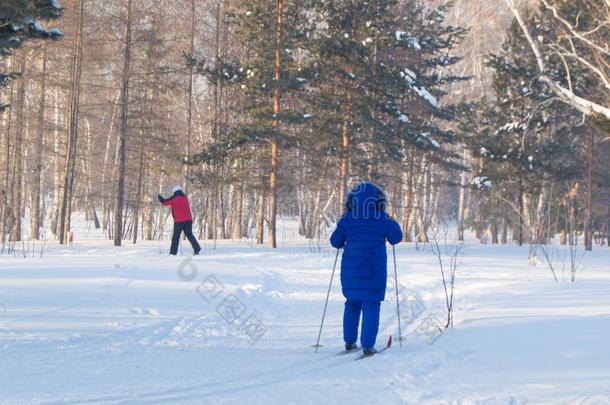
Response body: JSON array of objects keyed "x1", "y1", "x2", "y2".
[{"x1": 171, "y1": 185, "x2": 182, "y2": 194}]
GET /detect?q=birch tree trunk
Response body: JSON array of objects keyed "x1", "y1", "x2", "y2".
[
  {"x1": 234, "y1": 177, "x2": 244, "y2": 239},
  {"x1": 416, "y1": 158, "x2": 430, "y2": 243},
  {"x1": 457, "y1": 149, "x2": 468, "y2": 241},
  {"x1": 256, "y1": 189, "x2": 265, "y2": 244},
  {"x1": 402, "y1": 150, "x2": 415, "y2": 242},
  {"x1": 534, "y1": 187, "x2": 549, "y2": 244}
]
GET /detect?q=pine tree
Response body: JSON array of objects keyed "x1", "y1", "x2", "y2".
[
  {"x1": 190, "y1": 0, "x2": 313, "y2": 248},
  {"x1": 306, "y1": 0, "x2": 468, "y2": 206},
  {"x1": 464, "y1": 3, "x2": 600, "y2": 246},
  {"x1": 0, "y1": 0, "x2": 63, "y2": 111}
]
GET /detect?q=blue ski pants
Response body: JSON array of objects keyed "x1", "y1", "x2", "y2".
[{"x1": 343, "y1": 300, "x2": 381, "y2": 349}]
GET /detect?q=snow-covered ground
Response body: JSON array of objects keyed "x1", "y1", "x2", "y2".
[{"x1": 1, "y1": 221, "x2": 609, "y2": 404}]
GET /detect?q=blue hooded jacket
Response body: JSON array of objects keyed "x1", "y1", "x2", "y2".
[{"x1": 330, "y1": 182, "x2": 403, "y2": 302}]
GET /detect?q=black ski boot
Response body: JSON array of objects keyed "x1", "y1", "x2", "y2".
[
  {"x1": 345, "y1": 342, "x2": 358, "y2": 352},
  {"x1": 362, "y1": 347, "x2": 377, "y2": 356}
]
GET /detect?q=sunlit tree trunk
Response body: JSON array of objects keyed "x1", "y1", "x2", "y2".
[
  {"x1": 0, "y1": 71, "x2": 13, "y2": 246},
  {"x1": 132, "y1": 130, "x2": 145, "y2": 244},
  {"x1": 100, "y1": 89, "x2": 120, "y2": 232},
  {"x1": 457, "y1": 149, "x2": 468, "y2": 241},
  {"x1": 184, "y1": 0, "x2": 196, "y2": 193},
  {"x1": 58, "y1": 0, "x2": 84, "y2": 244},
  {"x1": 31, "y1": 47, "x2": 47, "y2": 240},
  {"x1": 338, "y1": 90, "x2": 352, "y2": 211},
  {"x1": 268, "y1": 0, "x2": 284, "y2": 249},
  {"x1": 256, "y1": 189, "x2": 265, "y2": 244},
  {"x1": 402, "y1": 150, "x2": 415, "y2": 242},
  {"x1": 11, "y1": 53, "x2": 27, "y2": 242}
]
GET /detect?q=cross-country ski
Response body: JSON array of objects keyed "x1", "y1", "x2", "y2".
[{"x1": 354, "y1": 336, "x2": 393, "y2": 361}]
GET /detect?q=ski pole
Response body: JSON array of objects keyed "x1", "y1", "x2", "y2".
[
  {"x1": 313, "y1": 248, "x2": 340, "y2": 352},
  {"x1": 393, "y1": 245, "x2": 402, "y2": 348}
]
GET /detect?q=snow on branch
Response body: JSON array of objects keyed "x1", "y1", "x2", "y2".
[
  {"x1": 503, "y1": 0, "x2": 610, "y2": 121},
  {"x1": 414, "y1": 86, "x2": 438, "y2": 107}
]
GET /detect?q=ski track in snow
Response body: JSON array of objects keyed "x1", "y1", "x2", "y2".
[{"x1": 1, "y1": 226, "x2": 610, "y2": 404}]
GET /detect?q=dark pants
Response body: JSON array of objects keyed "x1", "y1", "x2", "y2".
[
  {"x1": 343, "y1": 300, "x2": 381, "y2": 349},
  {"x1": 170, "y1": 220, "x2": 201, "y2": 255}
]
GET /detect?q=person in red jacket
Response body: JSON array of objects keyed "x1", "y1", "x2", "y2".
[{"x1": 158, "y1": 185, "x2": 201, "y2": 255}]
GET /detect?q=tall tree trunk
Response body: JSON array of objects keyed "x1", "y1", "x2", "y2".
[
  {"x1": 430, "y1": 169, "x2": 441, "y2": 232},
  {"x1": 11, "y1": 53, "x2": 27, "y2": 242},
  {"x1": 205, "y1": 0, "x2": 222, "y2": 242},
  {"x1": 31, "y1": 47, "x2": 47, "y2": 240},
  {"x1": 584, "y1": 127, "x2": 594, "y2": 251},
  {"x1": 58, "y1": 0, "x2": 84, "y2": 244},
  {"x1": 256, "y1": 189, "x2": 265, "y2": 244},
  {"x1": 457, "y1": 149, "x2": 468, "y2": 241},
  {"x1": 1, "y1": 64, "x2": 15, "y2": 246},
  {"x1": 184, "y1": 0, "x2": 196, "y2": 193},
  {"x1": 402, "y1": 150, "x2": 415, "y2": 242},
  {"x1": 234, "y1": 177, "x2": 244, "y2": 239},
  {"x1": 50, "y1": 89, "x2": 61, "y2": 235},
  {"x1": 490, "y1": 222, "x2": 499, "y2": 244},
  {"x1": 79, "y1": 119, "x2": 94, "y2": 227},
  {"x1": 219, "y1": 182, "x2": 227, "y2": 239},
  {"x1": 132, "y1": 131, "x2": 145, "y2": 244},
  {"x1": 114, "y1": 0, "x2": 133, "y2": 247},
  {"x1": 517, "y1": 180, "x2": 524, "y2": 247},
  {"x1": 307, "y1": 182, "x2": 322, "y2": 238},
  {"x1": 606, "y1": 191, "x2": 610, "y2": 248},
  {"x1": 100, "y1": 89, "x2": 121, "y2": 231},
  {"x1": 534, "y1": 187, "x2": 549, "y2": 244},
  {"x1": 501, "y1": 215, "x2": 508, "y2": 244},
  {"x1": 413, "y1": 157, "x2": 429, "y2": 243},
  {"x1": 142, "y1": 152, "x2": 153, "y2": 241},
  {"x1": 207, "y1": 191, "x2": 216, "y2": 239},
  {"x1": 339, "y1": 90, "x2": 353, "y2": 211},
  {"x1": 268, "y1": 0, "x2": 284, "y2": 249}
]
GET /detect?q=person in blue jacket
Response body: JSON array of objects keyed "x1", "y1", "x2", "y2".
[{"x1": 330, "y1": 182, "x2": 403, "y2": 355}]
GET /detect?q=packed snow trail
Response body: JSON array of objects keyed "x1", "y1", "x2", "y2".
[{"x1": 1, "y1": 233, "x2": 610, "y2": 404}]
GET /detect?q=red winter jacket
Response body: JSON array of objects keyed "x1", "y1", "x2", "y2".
[{"x1": 159, "y1": 191, "x2": 193, "y2": 223}]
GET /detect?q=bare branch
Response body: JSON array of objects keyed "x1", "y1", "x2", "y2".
[
  {"x1": 503, "y1": 0, "x2": 610, "y2": 120},
  {"x1": 550, "y1": 43, "x2": 610, "y2": 91},
  {"x1": 554, "y1": 47, "x2": 574, "y2": 93},
  {"x1": 541, "y1": 0, "x2": 610, "y2": 58}
]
